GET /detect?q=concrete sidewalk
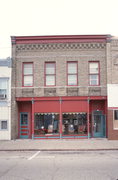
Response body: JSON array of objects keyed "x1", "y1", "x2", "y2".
[{"x1": 0, "y1": 139, "x2": 118, "y2": 151}]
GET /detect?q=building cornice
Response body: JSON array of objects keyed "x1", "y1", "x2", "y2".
[{"x1": 11, "y1": 35, "x2": 110, "y2": 45}]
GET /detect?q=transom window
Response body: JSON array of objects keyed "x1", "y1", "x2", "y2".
[
  {"x1": 45, "y1": 62, "x2": 56, "y2": 86},
  {"x1": 23, "y1": 63, "x2": 33, "y2": 86},
  {"x1": 67, "y1": 62, "x2": 78, "y2": 86},
  {"x1": 89, "y1": 62, "x2": 99, "y2": 86}
]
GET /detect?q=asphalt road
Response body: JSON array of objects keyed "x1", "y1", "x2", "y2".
[{"x1": 0, "y1": 150, "x2": 118, "y2": 180}]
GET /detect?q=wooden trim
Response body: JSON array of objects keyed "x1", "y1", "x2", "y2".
[{"x1": 16, "y1": 96, "x2": 107, "y2": 101}]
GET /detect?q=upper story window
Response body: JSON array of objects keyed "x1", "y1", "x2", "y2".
[
  {"x1": 67, "y1": 62, "x2": 78, "y2": 86},
  {"x1": 0, "y1": 78, "x2": 8, "y2": 99},
  {"x1": 23, "y1": 63, "x2": 33, "y2": 87},
  {"x1": 89, "y1": 62, "x2": 99, "y2": 86},
  {"x1": 45, "y1": 62, "x2": 56, "y2": 86}
]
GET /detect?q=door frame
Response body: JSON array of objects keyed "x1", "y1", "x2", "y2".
[
  {"x1": 20, "y1": 112, "x2": 29, "y2": 139},
  {"x1": 92, "y1": 111, "x2": 106, "y2": 138}
]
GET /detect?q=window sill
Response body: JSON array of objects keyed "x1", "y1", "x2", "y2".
[{"x1": 113, "y1": 128, "x2": 118, "y2": 130}]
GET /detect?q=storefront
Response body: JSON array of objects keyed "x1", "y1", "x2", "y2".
[{"x1": 17, "y1": 96, "x2": 107, "y2": 139}]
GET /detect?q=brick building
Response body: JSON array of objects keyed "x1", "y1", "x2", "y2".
[
  {"x1": 0, "y1": 58, "x2": 11, "y2": 140},
  {"x1": 11, "y1": 35, "x2": 112, "y2": 139}
]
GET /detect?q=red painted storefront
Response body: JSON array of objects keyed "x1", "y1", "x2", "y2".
[{"x1": 17, "y1": 96, "x2": 107, "y2": 139}]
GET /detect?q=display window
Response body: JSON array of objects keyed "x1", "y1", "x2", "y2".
[
  {"x1": 34, "y1": 113, "x2": 59, "y2": 135},
  {"x1": 62, "y1": 113, "x2": 87, "y2": 135}
]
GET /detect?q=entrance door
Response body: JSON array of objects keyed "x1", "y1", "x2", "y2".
[
  {"x1": 20, "y1": 113, "x2": 29, "y2": 139},
  {"x1": 92, "y1": 111, "x2": 106, "y2": 138}
]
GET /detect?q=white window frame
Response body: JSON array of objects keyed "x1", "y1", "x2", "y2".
[{"x1": 0, "y1": 78, "x2": 9, "y2": 99}]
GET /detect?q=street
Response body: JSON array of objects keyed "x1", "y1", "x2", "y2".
[{"x1": 0, "y1": 150, "x2": 118, "y2": 180}]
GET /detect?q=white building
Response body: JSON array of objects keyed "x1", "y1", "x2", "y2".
[
  {"x1": 0, "y1": 58, "x2": 11, "y2": 140},
  {"x1": 107, "y1": 37, "x2": 118, "y2": 139}
]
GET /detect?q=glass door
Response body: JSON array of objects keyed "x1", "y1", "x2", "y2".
[
  {"x1": 20, "y1": 113, "x2": 29, "y2": 139},
  {"x1": 92, "y1": 112, "x2": 106, "y2": 138}
]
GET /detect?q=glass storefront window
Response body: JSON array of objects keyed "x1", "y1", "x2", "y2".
[
  {"x1": 34, "y1": 113, "x2": 59, "y2": 135},
  {"x1": 62, "y1": 113, "x2": 87, "y2": 135}
]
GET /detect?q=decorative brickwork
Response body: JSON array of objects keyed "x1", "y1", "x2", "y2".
[
  {"x1": 16, "y1": 43, "x2": 106, "y2": 52},
  {"x1": 44, "y1": 88, "x2": 56, "y2": 96}
]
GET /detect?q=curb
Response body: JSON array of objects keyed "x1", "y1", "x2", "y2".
[{"x1": 0, "y1": 148, "x2": 118, "y2": 151}]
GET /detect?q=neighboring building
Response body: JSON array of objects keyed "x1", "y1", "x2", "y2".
[
  {"x1": 107, "y1": 37, "x2": 118, "y2": 140},
  {"x1": 11, "y1": 35, "x2": 110, "y2": 140},
  {"x1": 0, "y1": 58, "x2": 11, "y2": 140}
]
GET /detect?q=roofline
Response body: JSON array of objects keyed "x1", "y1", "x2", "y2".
[{"x1": 11, "y1": 34, "x2": 111, "y2": 44}]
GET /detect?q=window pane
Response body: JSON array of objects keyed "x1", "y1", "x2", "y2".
[
  {"x1": 0, "y1": 79, "x2": 7, "y2": 89},
  {"x1": 0, "y1": 89, "x2": 7, "y2": 95},
  {"x1": 34, "y1": 113, "x2": 59, "y2": 135},
  {"x1": 90, "y1": 63, "x2": 98, "y2": 74},
  {"x1": 90, "y1": 75, "x2": 98, "y2": 80},
  {"x1": 24, "y1": 76, "x2": 33, "y2": 86},
  {"x1": 90, "y1": 80, "x2": 98, "y2": 85},
  {"x1": 68, "y1": 63, "x2": 77, "y2": 74},
  {"x1": 62, "y1": 113, "x2": 87, "y2": 135},
  {"x1": 1, "y1": 121, "x2": 7, "y2": 130},
  {"x1": 68, "y1": 75, "x2": 77, "y2": 85},
  {"x1": 114, "y1": 110, "x2": 118, "y2": 120},
  {"x1": 46, "y1": 63, "x2": 55, "y2": 74},
  {"x1": 46, "y1": 75, "x2": 55, "y2": 85},
  {"x1": 24, "y1": 64, "x2": 33, "y2": 75},
  {"x1": 21, "y1": 114, "x2": 28, "y2": 125},
  {"x1": 90, "y1": 75, "x2": 98, "y2": 85}
]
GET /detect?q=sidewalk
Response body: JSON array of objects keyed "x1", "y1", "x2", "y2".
[{"x1": 0, "y1": 139, "x2": 118, "y2": 151}]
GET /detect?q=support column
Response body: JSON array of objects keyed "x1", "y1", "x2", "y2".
[
  {"x1": 32, "y1": 99, "x2": 35, "y2": 139},
  {"x1": 59, "y1": 97, "x2": 62, "y2": 139},
  {"x1": 105, "y1": 100, "x2": 107, "y2": 138},
  {"x1": 87, "y1": 98, "x2": 90, "y2": 139}
]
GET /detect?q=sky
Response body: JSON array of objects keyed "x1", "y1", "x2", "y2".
[{"x1": 0, "y1": 0, "x2": 118, "y2": 58}]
